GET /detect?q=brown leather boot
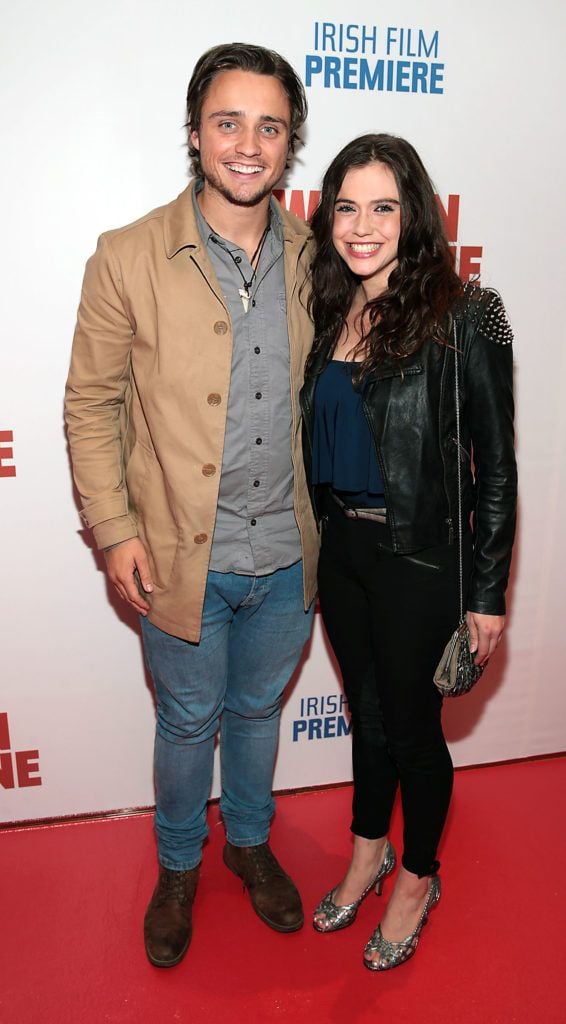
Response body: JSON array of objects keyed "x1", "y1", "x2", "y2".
[
  {"x1": 143, "y1": 864, "x2": 200, "y2": 967},
  {"x1": 223, "y1": 842, "x2": 304, "y2": 932}
]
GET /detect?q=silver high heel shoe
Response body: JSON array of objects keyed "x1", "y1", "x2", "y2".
[
  {"x1": 363, "y1": 874, "x2": 441, "y2": 970},
  {"x1": 313, "y1": 840, "x2": 396, "y2": 933}
]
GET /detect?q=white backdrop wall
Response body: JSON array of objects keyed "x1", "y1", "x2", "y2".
[{"x1": 1, "y1": 0, "x2": 565, "y2": 823}]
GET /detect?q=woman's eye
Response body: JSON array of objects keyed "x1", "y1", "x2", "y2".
[
  {"x1": 375, "y1": 203, "x2": 395, "y2": 214},
  {"x1": 335, "y1": 203, "x2": 355, "y2": 213}
]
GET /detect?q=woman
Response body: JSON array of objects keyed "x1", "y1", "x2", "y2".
[{"x1": 300, "y1": 135, "x2": 517, "y2": 971}]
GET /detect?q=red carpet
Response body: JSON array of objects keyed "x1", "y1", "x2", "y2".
[{"x1": 1, "y1": 757, "x2": 564, "y2": 1024}]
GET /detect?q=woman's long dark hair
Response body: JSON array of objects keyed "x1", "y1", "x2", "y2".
[{"x1": 306, "y1": 134, "x2": 463, "y2": 378}]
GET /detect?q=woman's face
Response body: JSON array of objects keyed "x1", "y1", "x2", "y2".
[{"x1": 331, "y1": 161, "x2": 401, "y2": 297}]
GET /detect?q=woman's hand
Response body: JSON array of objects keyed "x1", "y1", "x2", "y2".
[{"x1": 466, "y1": 611, "x2": 506, "y2": 666}]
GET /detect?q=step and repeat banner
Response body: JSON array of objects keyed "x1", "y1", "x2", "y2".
[{"x1": 1, "y1": 1, "x2": 565, "y2": 823}]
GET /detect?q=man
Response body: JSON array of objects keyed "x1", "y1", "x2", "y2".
[{"x1": 65, "y1": 43, "x2": 318, "y2": 967}]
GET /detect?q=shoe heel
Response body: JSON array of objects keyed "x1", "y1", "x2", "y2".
[{"x1": 375, "y1": 840, "x2": 396, "y2": 897}]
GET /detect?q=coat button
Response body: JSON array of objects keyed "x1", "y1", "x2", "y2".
[
  {"x1": 207, "y1": 393, "x2": 222, "y2": 406},
  {"x1": 214, "y1": 321, "x2": 228, "y2": 335},
  {"x1": 202, "y1": 464, "x2": 216, "y2": 477},
  {"x1": 194, "y1": 533, "x2": 208, "y2": 545}
]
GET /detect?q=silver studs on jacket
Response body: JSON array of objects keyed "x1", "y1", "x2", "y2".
[
  {"x1": 481, "y1": 293, "x2": 513, "y2": 345},
  {"x1": 461, "y1": 286, "x2": 513, "y2": 345},
  {"x1": 313, "y1": 840, "x2": 397, "y2": 933},
  {"x1": 363, "y1": 874, "x2": 441, "y2": 971}
]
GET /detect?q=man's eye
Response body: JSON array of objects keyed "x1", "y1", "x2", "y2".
[
  {"x1": 261, "y1": 125, "x2": 278, "y2": 135},
  {"x1": 219, "y1": 121, "x2": 236, "y2": 130}
]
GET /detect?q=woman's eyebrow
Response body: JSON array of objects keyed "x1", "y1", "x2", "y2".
[{"x1": 335, "y1": 196, "x2": 400, "y2": 204}]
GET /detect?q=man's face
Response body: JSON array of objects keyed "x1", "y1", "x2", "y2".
[{"x1": 191, "y1": 69, "x2": 291, "y2": 206}]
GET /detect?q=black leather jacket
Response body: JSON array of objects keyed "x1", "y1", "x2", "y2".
[{"x1": 300, "y1": 286, "x2": 517, "y2": 616}]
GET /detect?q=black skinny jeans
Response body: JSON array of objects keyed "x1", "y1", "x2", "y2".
[{"x1": 318, "y1": 493, "x2": 472, "y2": 877}]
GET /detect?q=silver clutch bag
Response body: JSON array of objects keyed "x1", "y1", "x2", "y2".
[{"x1": 434, "y1": 620, "x2": 484, "y2": 697}]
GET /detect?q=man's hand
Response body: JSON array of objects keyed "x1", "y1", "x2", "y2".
[
  {"x1": 466, "y1": 611, "x2": 506, "y2": 666},
  {"x1": 104, "y1": 538, "x2": 153, "y2": 614}
]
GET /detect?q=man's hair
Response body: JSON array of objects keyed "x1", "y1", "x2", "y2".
[{"x1": 186, "y1": 42, "x2": 308, "y2": 177}]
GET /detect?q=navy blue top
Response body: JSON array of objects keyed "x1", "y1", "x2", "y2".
[{"x1": 312, "y1": 360, "x2": 386, "y2": 507}]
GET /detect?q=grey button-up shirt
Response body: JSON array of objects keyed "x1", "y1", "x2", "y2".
[{"x1": 193, "y1": 187, "x2": 302, "y2": 575}]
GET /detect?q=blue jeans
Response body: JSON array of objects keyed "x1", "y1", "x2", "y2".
[{"x1": 141, "y1": 561, "x2": 313, "y2": 870}]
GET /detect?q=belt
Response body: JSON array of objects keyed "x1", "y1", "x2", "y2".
[{"x1": 330, "y1": 490, "x2": 387, "y2": 524}]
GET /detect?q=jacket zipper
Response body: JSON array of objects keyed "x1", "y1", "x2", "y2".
[{"x1": 451, "y1": 435, "x2": 471, "y2": 462}]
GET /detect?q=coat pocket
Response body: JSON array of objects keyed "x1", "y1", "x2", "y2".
[{"x1": 126, "y1": 444, "x2": 180, "y2": 589}]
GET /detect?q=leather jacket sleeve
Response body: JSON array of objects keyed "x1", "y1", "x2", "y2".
[{"x1": 462, "y1": 291, "x2": 517, "y2": 615}]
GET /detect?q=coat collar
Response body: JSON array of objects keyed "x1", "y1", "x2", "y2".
[{"x1": 163, "y1": 179, "x2": 311, "y2": 258}]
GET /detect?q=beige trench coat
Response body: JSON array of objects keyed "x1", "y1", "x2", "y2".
[{"x1": 65, "y1": 182, "x2": 318, "y2": 642}]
